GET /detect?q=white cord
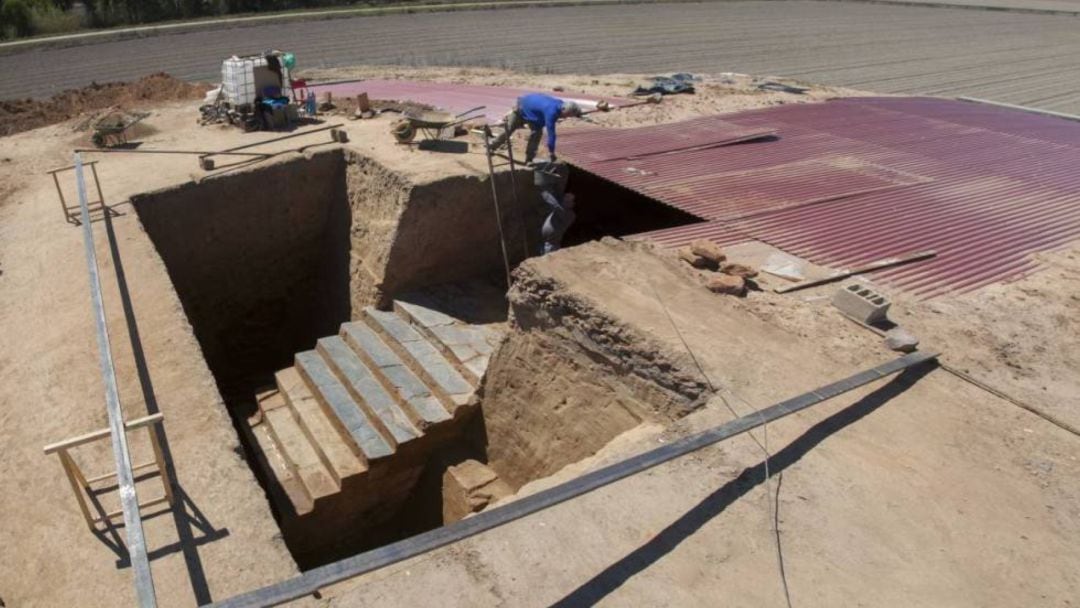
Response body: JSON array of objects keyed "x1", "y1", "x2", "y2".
[{"x1": 645, "y1": 277, "x2": 793, "y2": 608}]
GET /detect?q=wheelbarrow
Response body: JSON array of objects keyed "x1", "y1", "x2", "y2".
[
  {"x1": 391, "y1": 105, "x2": 486, "y2": 144},
  {"x1": 91, "y1": 110, "x2": 150, "y2": 147}
]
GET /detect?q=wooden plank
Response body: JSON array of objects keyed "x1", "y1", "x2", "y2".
[
  {"x1": 58, "y1": 450, "x2": 95, "y2": 531},
  {"x1": 94, "y1": 496, "x2": 171, "y2": 523},
  {"x1": 45, "y1": 160, "x2": 100, "y2": 174},
  {"x1": 84, "y1": 460, "x2": 159, "y2": 485},
  {"x1": 43, "y1": 413, "x2": 164, "y2": 454},
  {"x1": 774, "y1": 250, "x2": 937, "y2": 294}
]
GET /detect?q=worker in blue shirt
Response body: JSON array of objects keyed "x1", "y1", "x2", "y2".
[{"x1": 488, "y1": 94, "x2": 583, "y2": 164}]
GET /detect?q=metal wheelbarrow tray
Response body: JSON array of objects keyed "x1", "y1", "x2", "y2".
[
  {"x1": 91, "y1": 111, "x2": 151, "y2": 147},
  {"x1": 392, "y1": 105, "x2": 486, "y2": 144}
]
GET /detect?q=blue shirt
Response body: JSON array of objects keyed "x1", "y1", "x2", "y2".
[{"x1": 518, "y1": 93, "x2": 564, "y2": 154}]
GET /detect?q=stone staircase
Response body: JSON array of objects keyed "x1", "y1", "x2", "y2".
[{"x1": 243, "y1": 298, "x2": 504, "y2": 560}]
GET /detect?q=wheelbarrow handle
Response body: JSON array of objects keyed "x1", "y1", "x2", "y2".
[{"x1": 454, "y1": 105, "x2": 486, "y2": 119}]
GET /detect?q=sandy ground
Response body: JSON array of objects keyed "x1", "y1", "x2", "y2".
[
  {"x1": 2, "y1": 65, "x2": 1078, "y2": 606},
  {"x1": 324, "y1": 239, "x2": 1080, "y2": 607},
  {"x1": 682, "y1": 240, "x2": 1080, "y2": 437},
  {"x1": 0, "y1": 105, "x2": 308, "y2": 606}
]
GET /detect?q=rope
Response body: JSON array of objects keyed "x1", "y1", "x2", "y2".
[{"x1": 644, "y1": 277, "x2": 794, "y2": 607}]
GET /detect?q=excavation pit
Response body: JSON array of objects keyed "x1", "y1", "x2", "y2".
[{"x1": 129, "y1": 146, "x2": 712, "y2": 569}]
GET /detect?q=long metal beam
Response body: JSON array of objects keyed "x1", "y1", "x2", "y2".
[
  {"x1": 74, "y1": 153, "x2": 157, "y2": 607},
  {"x1": 209, "y1": 350, "x2": 938, "y2": 608},
  {"x1": 957, "y1": 96, "x2": 1080, "y2": 123}
]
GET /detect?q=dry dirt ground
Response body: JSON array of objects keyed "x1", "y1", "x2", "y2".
[
  {"x1": 0, "y1": 73, "x2": 210, "y2": 137},
  {"x1": 1, "y1": 66, "x2": 1078, "y2": 606}
]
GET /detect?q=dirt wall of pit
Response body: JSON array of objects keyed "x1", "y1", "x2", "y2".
[
  {"x1": 132, "y1": 151, "x2": 351, "y2": 391},
  {"x1": 478, "y1": 247, "x2": 711, "y2": 488},
  {"x1": 345, "y1": 151, "x2": 538, "y2": 309}
]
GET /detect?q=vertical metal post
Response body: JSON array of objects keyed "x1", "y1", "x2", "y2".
[
  {"x1": 74, "y1": 153, "x2": 158, "y2": 607},
  {"x1": 483, "y1": 129, "x2": 514, "y2": 288}
]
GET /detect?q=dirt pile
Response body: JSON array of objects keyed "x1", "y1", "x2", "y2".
[{"x1": 0, "y1": 72, "x2": 209, "y2": 136}]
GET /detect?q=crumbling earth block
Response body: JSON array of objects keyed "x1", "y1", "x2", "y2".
[
  {"x1": 707, "y1": 274, "x2": 746, "y2": 296},
  {"x1": 832, "y1": 283, "x2": 891, "y2": 324},
  {"x1": 690, "y1": 239, "x2": 727, "y2": 264},
  {"x1": 720, "y1": 262, "x2": 758, "y2": 278},
  {"x1": 443, "y1": 459, "x2": 512, "y2": 523},
  {"x1": 678, "y1": 246, "x2": 718, "y2": 270}
]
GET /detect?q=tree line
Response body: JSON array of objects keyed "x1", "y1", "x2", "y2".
[{"x1": 0, "y1": 0, "x2": 380, "y2": 39}]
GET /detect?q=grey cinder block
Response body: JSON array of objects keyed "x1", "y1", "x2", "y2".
[{"x1": 832, "y1": 283, "x2": 891, "y2": 325}]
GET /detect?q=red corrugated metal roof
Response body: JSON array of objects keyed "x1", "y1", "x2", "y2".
[
  {"x1": 557, "y1": 117, "x2": 774, "y2": 161},
  {"x1": 308, "y1": 79, "x2": 628, "y2": 122},
  {"x1": 562, "y1": 97, "x2": 1080, "y2": 298}
]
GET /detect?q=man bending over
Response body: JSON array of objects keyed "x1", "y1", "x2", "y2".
[{"x1": 488, "y1": 94, "x2": 582, "y2": 164}]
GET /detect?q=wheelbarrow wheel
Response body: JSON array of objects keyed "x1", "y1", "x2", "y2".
[
  {"x1": 92, "y1": 132, "x2": 106, "y2": 148},
  {"x1": 391, "y1": 119, "x2": 416, "y2": 144}
]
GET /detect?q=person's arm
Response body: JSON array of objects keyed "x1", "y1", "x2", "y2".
[
  {"x1": 540, "y1": 189, "x2": 565, "y2": 212},
  {"x1": 545, "y1": 106, "x2": 559, "y2": 156}
]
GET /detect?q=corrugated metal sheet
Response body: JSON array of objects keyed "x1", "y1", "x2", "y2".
[
  {"x1": 308, "y1": 79, "x2": 628, "y2": 122},
  {"x1": 557, "y1": 117, "x2": 775, "y2": 161},
  {"x1": 562, "y1": 97, "x2": 1080, "y2": 298}
]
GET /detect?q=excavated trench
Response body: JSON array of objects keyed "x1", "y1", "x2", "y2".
[
  {"x1": 562, "y1": 166, "x2": 700, "y2": 246},
  {"x1": 132, "y1": 148, "x2": 707, "y2": 568}
]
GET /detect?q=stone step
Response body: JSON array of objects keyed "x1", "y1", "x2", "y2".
[
  {"x1": 363, "y1": 308, "x2": 475, "y2": 408},
  {"x1": 259, "y1": 392, "x2": 339, "y2": 506},
  {"x1": 245, "y1": 412, "x2": 314, "y2": 515},
  {"x1": 340, "y1": 321, "x2": 453, "y2": 427},
  {"x1": 295, "y1": 350, "x2": 394, "y2": 465},
  {"x1": 317, "y1": 336, "x2": 420, "y2": 448},
  {"x1": 393, "y1": 300, "x2": 501, "y2": 383},
  {"x1": 276, "y1": 367, "x2": 365, "y2": 485}
]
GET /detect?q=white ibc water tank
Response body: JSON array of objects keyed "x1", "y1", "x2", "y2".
[{"x1": 220, "y1": 56, "x2": 267, "y2": 106}]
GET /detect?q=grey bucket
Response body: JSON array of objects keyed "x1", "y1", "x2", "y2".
[{"x1": 534, "y1": 161, "x2": 568, "y2": 189}]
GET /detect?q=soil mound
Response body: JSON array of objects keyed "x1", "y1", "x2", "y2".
[{"x1": 0, "y1": 73, "x2": 209, "y2": 137}]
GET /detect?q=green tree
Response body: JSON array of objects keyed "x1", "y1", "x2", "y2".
[{"x1": 1, "y1": 0, "x2": 36, "y2": 37}]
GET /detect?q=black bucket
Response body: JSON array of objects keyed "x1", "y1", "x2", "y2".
[{"x1": 533, "y1": 161, "x2": 568, "y2": 190}]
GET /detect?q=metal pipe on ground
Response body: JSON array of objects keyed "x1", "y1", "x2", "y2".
[
  {"x1": 208, "y1": 350, "x2": 939, "y2": 608},
  {"x1": 74, "y1": 148, "x2": 273, "y2": 158},
  {"x1": 957, "y1": 97, "x2": 1080, "y2": 123},
  {"x1": 73, "y1": 153, "x2": 157, "y2": 607}
]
